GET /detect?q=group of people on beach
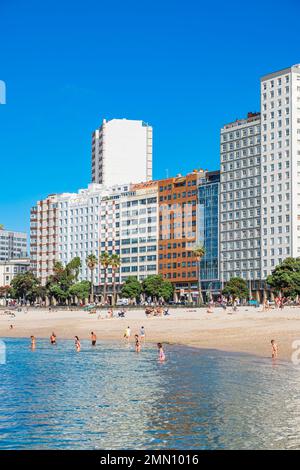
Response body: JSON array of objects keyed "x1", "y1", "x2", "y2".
[{"x1": 29, "y1": 327, "x2": 166, "y2": 361}]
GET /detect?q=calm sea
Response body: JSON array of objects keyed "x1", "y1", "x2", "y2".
[{"x1": 0, "y1": 338, "x2": 299, "y2": 450}]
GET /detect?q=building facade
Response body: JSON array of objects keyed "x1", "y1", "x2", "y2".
[
  {"x1": 0, "y1": 258, "x2": 30, "y2": 287},
  {"x1": 260, "y1": 64, "x2": 300, "y2": 279},
  {"x1": 220, "y1": 113, "x2": 262, "y2": 294},
  {"x1": 0, "y1": 228, "x2": 27, "y2": 261},
  {"x1": 98, "y1": 181, "x2": 158, "y2": 300},
  {"x1": 158, "y1": 170, "x2": 205, "y2": 301},
  {"x1": 92, "y1": 118, "x2": 153, "y2": 187},
  {"x1": 198, "y1": 171, "x2": 220, "y2": 299},
  {"x1": 30, "y1": 195, "x2": 58, "y2": 285}
]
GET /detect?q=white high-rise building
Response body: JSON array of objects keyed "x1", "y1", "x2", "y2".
[
  {"x1": 220, "y1": 113, "x2": 261, "y2": 286},
  {"x1": 92, "y1": 118, "x2": 153, "y2": 187},
  {"x1": 260, "y1": 64, "x2": 300, "y2": 278}
]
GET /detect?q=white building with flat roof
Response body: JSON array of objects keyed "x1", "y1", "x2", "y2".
[
  {"x1": 0, "y1": 258, "x2": 30, "y2": 287},
  {"x1": 260, "y1": 64, "x2": 300, "y2": 278},
  {"x1": 0, "y1": 228, "x2": 27, "y2": 261},
  {"x1": 220, "y1": 113, "x2": 261, "y2": 287},
  {"x1": 91, "y1": 118, "x2": 153, "y2": 187}
]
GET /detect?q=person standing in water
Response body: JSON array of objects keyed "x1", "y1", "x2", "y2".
[
  {"x1": 75, "y1": 336, "x2": 81, "y2": 352},
  {"x1": 271, "y1": 339, "x2": 278, "y2": 359},
  {"x1": 50, "y1": 332, "x2": 56, "y2": 345},
  {"x1": 157, "y1": 343, "x2": 165, "y2": 362},
  {"x1": 135, "y1": 334, "x2": 141, "y2": 353},
  {"x1": 91, "y1": 331, "x2": 97, "y2": 346},
  {"x1": 30, "y1": 336, "x2": 36, "y2": 350}
]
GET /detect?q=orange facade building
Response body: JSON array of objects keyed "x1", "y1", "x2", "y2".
[{"x1": 158, "y1": 170, "x2": 206, "y2": 301}]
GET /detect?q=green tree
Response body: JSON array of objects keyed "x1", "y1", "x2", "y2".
[
  {"x1": 46, "y1": 257, "x2": 82, "y2": 304},
  {"x1": 67, "y1": 257, "x2": 81, "y2": 280},
  {"x1": 191, "y1": 244, "x2": 205, "y2": 304},
  {"x1": 266, "y1": 257, "x2": 300, "y2": 298},
  {"x1": 110, "y1": 253, "x2": 121, "y2": 306},
  {"x1": 121, "y1": 276, "x2": 142, "y2": 301},
  {"x1": 47, "y1": 284, "x2": 69, "y2": 303},
  {"x1": 0, "y1": 286, "x2": 10, "y2": 298},
  {"x1": 69, "y1": 280, "x2": 91, "y2": 302},
  {"x1": 100, "y1": 252, "x2": 111, "y2": 304},
  {"x1": 86, "y1": 254, "x2": 98, "y2": 302},
  {"x1": 10, "y1": 271, "x2": 40, "y2": 303},
  {"x1": 222, "y1": 277, "x2": 249, "y2": 300},
  {"x1": 142, "y1": 274, "x2": 174, "y2": 302}
]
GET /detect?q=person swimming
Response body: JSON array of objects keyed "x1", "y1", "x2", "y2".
[
  {"x1": 50, "y1": 332, "x2": 56, "y2": 345},
  {"x1": 157, "y1": 343, "x2": 165, "y2": 362},
  {"x1": 271, "y1": 339, "x2": 278, "y2": 359},
  {"x1": 135, "y1": 334, "x2": 141, "y2": 353},
  {"x1": 91, "y1": 331, "x2": 97, "y2": 346},
  {"x1": 75, "y1": 336, "x2": 81, "y2": 352}
]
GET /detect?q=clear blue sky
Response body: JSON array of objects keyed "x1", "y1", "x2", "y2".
[{"x1": 1, "y1": 0, "x2": 300, "y2": 235}]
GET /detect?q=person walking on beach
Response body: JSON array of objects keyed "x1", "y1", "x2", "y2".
[
  {"x1": 157, "y1": 343, "x2": 166, "y2": 362},
  {"x1": 135, "y1": 334, "x2": 141, "y2": 353},
  {"x1": 271, "y1": 339, "x2": 278, "y2": 359},
  {"x1": 30, "y1": 335, "x2": 36, "y2": 350},
  {"x1": 91, "y1": 331, "x2": 97, "y2": 346},
  {"x1": 75, "y1": 336, "x2": 81, "y2": 352},
  {"x1": 140, "y1": 326, "x2": 146, "y2": 343},
  {"x1": 124, "y1": 326, "x2": 131, "y2": 342},
  {"x1": 50, "y1": 332, "x2": 56, "y2": 345}
]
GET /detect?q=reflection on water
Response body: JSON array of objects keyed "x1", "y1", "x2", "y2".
[{"x1": 0, "y1": 338, "x2": 300, "y2": 449}]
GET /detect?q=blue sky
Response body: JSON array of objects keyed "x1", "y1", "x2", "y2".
[{"x1": 1, "y1": 0, "x2": 300, "y2": 235}]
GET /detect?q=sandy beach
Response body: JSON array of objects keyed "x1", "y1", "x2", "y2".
[{"x1": 1, "y1": 305, "x2": 300, "y2": 362}]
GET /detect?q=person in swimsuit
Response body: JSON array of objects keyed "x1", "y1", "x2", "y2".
[
  {"x1": 157, "y1": 343, "x2": 166, "y2": 362},
  {"x1": 91, "y1": 331, "x2": 97, "y2": 346},
  {"x1": 124, "y1": 326, "x2": 131, "y2": 342},
  {"x1": 30, "y1": 335, "x2": 36, "y2": 350},
  {"x1": 271, "y1": 339, "x2": 278, "y2": 359},
  {"x1": 140, "y1": 326, "x2": 145, "y2": 343},
  {"x1": 50, "y1": 332, "x2": 56, "y2": 345},
  {"x1": 135, "y1": 334, "x2": 141, "y2": 353},
  {"x1": 75, "y1": 336, "x2": 81, "y2": 352}
]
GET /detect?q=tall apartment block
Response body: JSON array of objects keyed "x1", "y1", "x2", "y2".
[
  {"x1": 0, "y1": 228, "x2": 27, "y2": 261},
  {"x1": 198, "y1": 171, "x2": 220, "y2": 298},
  {"x1": 30, "y1": 195, "x2": 58, "y2": 285},
  {"x1": 260, "y1": 65, "x2": 300, "y2": 278},
  {"x1": 220, "y1": 113, "x2": 261, "y2": 293},
  {"x1": 158, "y1": 170, "x2": 204, "y2": 302},
  {"x1": 98, "y1": 181, "x2": 158, "y2": 300},
  {"x1": 92, "y1": 118, "x2": 153, "y2": 187}
]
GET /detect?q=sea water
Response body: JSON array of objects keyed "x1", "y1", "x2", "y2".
[{"x1": 0, "y1": 338, "x2": 299, "y2": 450}]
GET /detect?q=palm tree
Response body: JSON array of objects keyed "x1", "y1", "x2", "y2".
[
  {"x1": 0, "y1": 224, "x2": 4, "y2": 230},
  {"x1": 100, "y1": 252, "x2": 111, "y2": 305},
  {"x1": 86, "y1": 254, "x2": 98, "y2": 303},
  {"x1": 192, "y1": 244, "x2": 205, "y2": 305},
  {"x1": 110, "y1": 254, "x2": 121, "y2": 306}
]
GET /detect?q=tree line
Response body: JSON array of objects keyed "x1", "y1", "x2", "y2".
[{"x1": 0, "y1": 253, "x2": 174, "y2": 306}]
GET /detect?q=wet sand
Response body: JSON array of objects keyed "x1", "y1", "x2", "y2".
[{"x1": 1, "y1": 306, "x2": 300, "y2": 362}]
